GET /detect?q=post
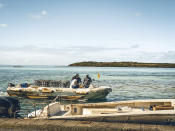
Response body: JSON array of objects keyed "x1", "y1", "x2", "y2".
[
  {"x1": 47, "y1": 103, "x2": 50, "y2": 118},
  {"x1": 34, "y1": 103, "x2": 36, "y2": 117},
  {"x1": 59, "y1": 91, "x2": 61, "y2": 104}
]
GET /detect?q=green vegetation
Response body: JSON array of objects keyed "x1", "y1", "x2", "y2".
[{"x1": 69, "y1": 61, "x2": 175, "y2": 68}]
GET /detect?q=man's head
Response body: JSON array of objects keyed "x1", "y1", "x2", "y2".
[{"x1": 76, "y1": 74, "x2": 79, "y2": 77}]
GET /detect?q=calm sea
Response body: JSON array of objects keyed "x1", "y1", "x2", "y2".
[{"x1": 0, "y1": 65, "x2": 175, "y2": 116}]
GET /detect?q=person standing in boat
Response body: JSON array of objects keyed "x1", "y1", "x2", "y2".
[
  {"x1": 70, "y1": 79, "x2": 78, "y2": 89},
  {"x1": 83, "y1": 74, "x2": 92, "y2": 88},
  {"x1": 71, "y1": 74, "x2": 81, "y2": 88}
]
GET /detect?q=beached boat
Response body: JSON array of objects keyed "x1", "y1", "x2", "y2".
[
  {"x1": 28, "y1": 99, "x2": 175, "y2": 125},
  {"x1": 7, "y1": 84, "x2": 112, "y2": 100}
]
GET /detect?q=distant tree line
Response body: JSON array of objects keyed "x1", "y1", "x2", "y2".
[{"x1": 68, "y1": 61, "x2": 175, "y2": 68}]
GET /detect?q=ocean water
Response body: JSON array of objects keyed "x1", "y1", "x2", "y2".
[{"x1": 0, "y1": 65, "x2": 175, "y2": 116}]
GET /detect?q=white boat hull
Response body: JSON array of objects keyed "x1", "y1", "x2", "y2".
[{"x1": 28, "y1": 99, "x2": 175, "y2": 125}]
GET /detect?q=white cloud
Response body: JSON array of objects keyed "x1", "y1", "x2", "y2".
[
  {"x1": 130, "y1": 44, "x2": 140, "y2": 49},
  {"x1": 29, "y1": 10, "x2": 48, "y2": 20},
  {"x1": 0, "y1": 45, "x2": 175, "y2": 65},
  {"x1": 41, "y1": 10, "x2": 47, "y2": 15},
  {"x1": 0, "y1": 24, "x2": 8, "y2": 27},
  {"x1": 0, "y1": 3, "x2": 3, "y2": 8},
  {"x1": 134, "y1": 12, "x2": 142, "y2": 16},
  {"x1": 29, "y1": 14, "x2": 43, "y2": 20}
]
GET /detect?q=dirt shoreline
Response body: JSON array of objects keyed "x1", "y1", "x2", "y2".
[{"x1": 0, "y1": 118, "x2": 175, "y2": 131}]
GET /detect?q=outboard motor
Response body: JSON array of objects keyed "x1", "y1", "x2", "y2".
[{"x1": 0, "y1": 96, "x2": 20, "y2": 118}]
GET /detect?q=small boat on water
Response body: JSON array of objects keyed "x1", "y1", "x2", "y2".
[
  {"x1": 28, "y1": 99, "x2": 175, "y2": 125},
  {"x1": 7, "y1": 83, "x2": 112, "y2": 101}
]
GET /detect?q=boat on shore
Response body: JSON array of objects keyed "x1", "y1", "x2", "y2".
[
  {"x1": 7, "y1": 83, "x2": 112, "y2": 101},
  {"x1": 28, "y1": 99, "x2": 175, "y2": 125}
]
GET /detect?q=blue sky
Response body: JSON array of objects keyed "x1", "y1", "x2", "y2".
[{"x1": 0, "y1": 0, "x2": 175, "y2": 65}]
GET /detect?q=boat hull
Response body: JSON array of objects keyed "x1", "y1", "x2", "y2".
[
  {"x1": 49, "y1": 113, "x2": 175, "y2": 125},
  {"x1": 7, "y1": 86, "x2": 112, "y2": 101},
  {"x1": 28, "y1": 99, "x2": 175, "y2": 125}
]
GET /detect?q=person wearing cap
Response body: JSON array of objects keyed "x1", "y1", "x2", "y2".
[{"x1": 83, "y1": 75, "x2": 92, "y2": 88}]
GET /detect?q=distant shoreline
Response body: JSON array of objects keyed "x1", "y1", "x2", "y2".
[{"x1": 69, "y1": 61, "x2": 175, "y2": 68}]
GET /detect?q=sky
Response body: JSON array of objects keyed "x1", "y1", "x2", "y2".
[{"x1": 0, "y1": 0, "x2": 175, "y2": 65}]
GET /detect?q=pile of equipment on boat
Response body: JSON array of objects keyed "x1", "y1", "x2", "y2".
[{"x1": 34, "y1": 80, "x2": 70, "y2": 88}]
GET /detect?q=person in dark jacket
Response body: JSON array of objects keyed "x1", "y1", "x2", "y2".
[
  {"x1": 72, "y1": 74, "x2": 81, "y2": 88},
  {"x1": 83, "y1": 75, "x2": 92, "y2": 88}
]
